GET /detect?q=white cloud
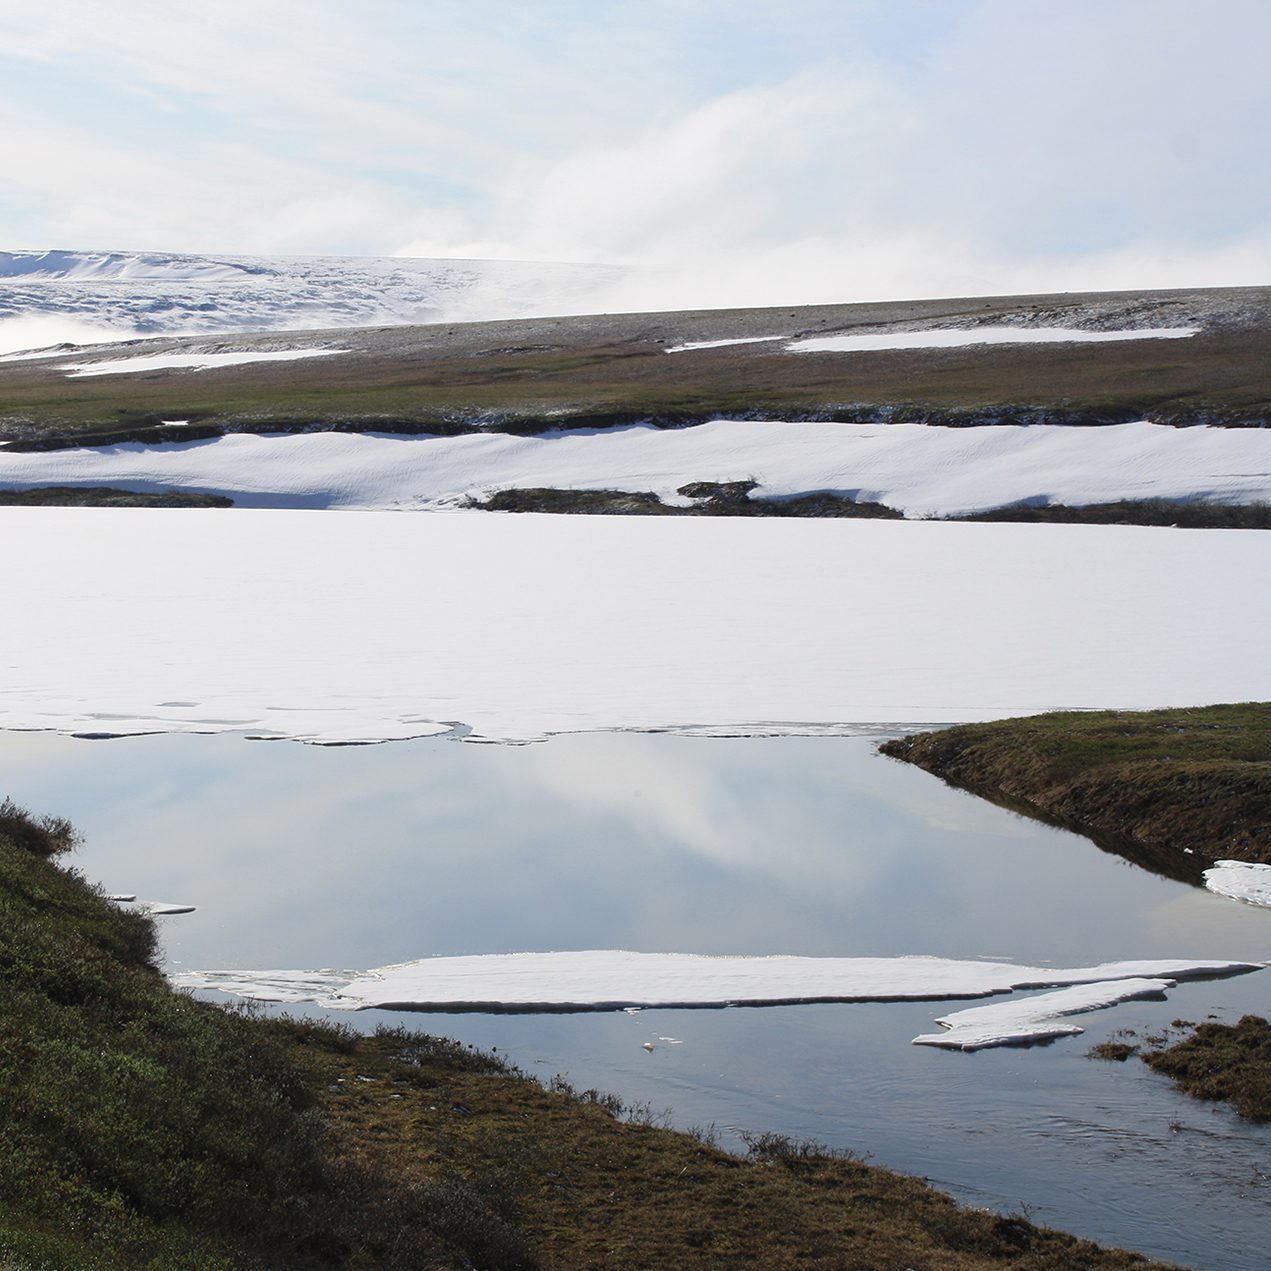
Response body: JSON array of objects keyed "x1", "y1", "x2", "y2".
[{"x1": 0, "y1": 1, "x2": 1268, "y2": 301}]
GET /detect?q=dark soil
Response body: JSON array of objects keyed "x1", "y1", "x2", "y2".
[{"x1": 0, "y1": 485, "x2": 232, "y2": 507}]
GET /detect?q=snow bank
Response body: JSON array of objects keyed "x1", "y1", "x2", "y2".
[
  {"x1": 171, "y1": 951, "x2": 1259, "y2": 1012},
  {"x1": 1203, "y1": 861, "x2": 1271, "y2": 907},
  {"x1": 59, "y1": 349, "x2": 347, "y2": 377},
  {"x1": 2, "y1": 510, "x2": 1267, "y2": 744},
  {"x1": 2, "y1": 421, "x2": 1269, "y2": 517},
  {"x1": 912, "y1": 979, "x2": 1175, "y2": 1050}
]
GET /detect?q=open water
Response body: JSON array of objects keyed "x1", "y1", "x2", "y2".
[{"x1": 3, "y1": 729, "x2": 1267, "y2": 1269}]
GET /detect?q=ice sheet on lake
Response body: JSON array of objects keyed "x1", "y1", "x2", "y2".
[
  {"x1": 59, "y1": 349, "x2": 347, "y2": 377},
  {"x1": 1203, "y1": 861, "x2": 1271, "y2": 907},
  {"x1": 1, "y1": 420, "x2": 1269, "y2": 517},
  {"x1": 2, "y1": 511, "x2": 1268, "y2": 744},
  {"x1": 912, "y1": 978, "x2": 1177, "y2": 1050},
  {"x1": 171, "y1": 951, "x2": 1260, "y2": 1013}
]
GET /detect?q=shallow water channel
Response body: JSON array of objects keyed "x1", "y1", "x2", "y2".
[{"x1": 4, "y1": 729, "x2": 1268, "y2": 1269}]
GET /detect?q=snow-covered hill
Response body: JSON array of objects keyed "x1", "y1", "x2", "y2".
[{"x1": 0, "y1": 249, "x2": 626, "y2": 353}]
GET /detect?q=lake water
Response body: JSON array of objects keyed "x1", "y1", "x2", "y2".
[{"x1": 3, "y1": 729, "x2": 1268, "y2": 1269}]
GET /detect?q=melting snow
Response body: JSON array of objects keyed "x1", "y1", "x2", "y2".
[
  {"x1": 911, "y1": 979, "x2": 1177, "y2": 1050},
  {"x1": 171, "y1": 951, "x2": 1260, "y2": 1016},
  {"x1": 788, "y1": 327, "x2": 1199, "y2": 354},
  {"x1": 59, "y1": 349, "x2": 347, "y2": 377},
  {"x1": 1203, "y1": 861, "x2": 1271, "y2": 907}
]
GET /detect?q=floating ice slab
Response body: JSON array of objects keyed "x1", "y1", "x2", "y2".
[
  {"x1": 912, "y1": 978, "x2": 1177, "y2": 1050},
  {"x1": 2, "y1": 420, "x2": 1270, "y2": 517},
  {"x1": 2, "y1": 511, "x2": 1268, "y2": 744},
  {"x1": 171, "y1": 951, "x2": 1260, "y2": 1013},
  {"x1": 788, "y1": 327, "x2": 1198, "y2": 354},
  {"x1": 1204, "y1": 861, "x2": 1271, "y2": 907},
  {"x1": 59, "y1": 349, "x2": 347, "y2": 377}
]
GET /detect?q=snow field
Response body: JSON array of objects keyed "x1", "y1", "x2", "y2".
[{"x1": 2, "y1": 420, "x2": 1270, "y2": 516}]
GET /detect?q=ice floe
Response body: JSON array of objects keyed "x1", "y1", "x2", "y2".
[
  {"x1": 2, "y1": 510, "x2": 1267, "y2": 744},
  {"x1": 2, "y1": 420, "x2": 1269, "y2": 517},
  {"x1": 59, "y1": 349, "x2": 347, "y2": 377},
  {"x1": 171, "y1": 950, "x2": 1260, "y2": 1014},
  {"x1": 1203, "y1": 860, "x2": 1271, "y2": 907},
  {"x1": 911, "y1": 979, "x2": 1177, "y2": 1050}
]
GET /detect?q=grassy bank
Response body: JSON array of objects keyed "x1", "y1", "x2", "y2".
[
  {"x1": 879, "y1": 703, "x2": 1271, "y2": 881},
  {"x1": 1092, "y1": 1016, "x2": 1271, "y2": 1123},
  {"x1": 0, "y1": 797, "x2": 1171, "y2": 1269},
  {"x1": 1, "y1": 285, "x2": 1268, "y2": 443}
]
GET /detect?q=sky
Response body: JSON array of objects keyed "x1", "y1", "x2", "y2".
[{"x1": 2, "y1": 0, "x2": 1269, "y2": 306}]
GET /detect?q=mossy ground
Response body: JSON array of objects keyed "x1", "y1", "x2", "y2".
[
  {"x1": 0, "y1": 797, "x2": 1172, "y2": 1269},
  {"x1": 1091, "y1": 1017, "x2": 1271, "y2": 1123}
]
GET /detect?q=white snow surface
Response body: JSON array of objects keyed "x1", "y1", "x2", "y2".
[
  {"x1": 0, "y1": 249, "x2": 625, "y2": 351},
  {"x1": 787, "y1": 326, "x2": 1198, "y2": 354},
  {"x1": 1203, "y1": 861, "x2": 1271, "y2": 907},
  {"x1": 170, "y1": 952, "x2": 1260, "y2": 1012},
  {"x1": 665, "y1": 327, "x2": 1198, "y2": 355},
  {"x1": 58, "y1": 349, "x2": 347, "y2": 377},
  {"x1": 2, "y1": 510, "x2": 1267, "y2": 744},
  {"x1": 2, "y1": 421, "x2": 1270, "y2": 517},
  {"x1": 911, "y1": 979, "x2": 1176, "y2": 1050}
]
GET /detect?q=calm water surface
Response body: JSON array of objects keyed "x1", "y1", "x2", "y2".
[{"x1": 3, "y1": 730, "x2": 1268, "y2": 1270}]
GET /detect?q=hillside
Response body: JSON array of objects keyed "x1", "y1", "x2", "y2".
[{"x1": 1, "y1": 284, "x2": 1268, "y2": 444}]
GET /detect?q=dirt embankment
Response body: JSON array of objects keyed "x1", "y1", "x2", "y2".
[{"x1": 880, "y1": 704, "x2": 1271, "y2": 882}]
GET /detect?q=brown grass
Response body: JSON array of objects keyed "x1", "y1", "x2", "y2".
[{"x1": 292, "y1": 1023, "x2": 1170, "y2": 1270}]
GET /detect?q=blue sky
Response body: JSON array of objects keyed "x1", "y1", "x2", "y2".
[{"x1": 2, "y1": 0, "x2": 1268, "y2": 304}]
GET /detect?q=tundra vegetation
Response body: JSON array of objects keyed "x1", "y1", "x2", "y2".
[
  {"x1": 0, "y1": 796, "x2": 1174, "y2": 1269},
  {"x1": 1, "y1": 286, "x2": 1267, "y2": 445},
  {"x1": 879, "y1": 703, "x2": 1271, "y2": 883}
]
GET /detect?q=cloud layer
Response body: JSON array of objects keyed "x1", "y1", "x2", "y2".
[{"x1": 1, "y1": 0, "x2": 1268, "y2": 305}]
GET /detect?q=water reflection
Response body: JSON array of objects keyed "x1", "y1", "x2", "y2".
[{"x1": 2, "y1": 729, "x2": 1269, "y2": 1269}]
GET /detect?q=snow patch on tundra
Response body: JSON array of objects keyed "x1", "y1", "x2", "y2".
[
  {"x1": 788, "y1": 326, "x2": 1198, "y2": 354},
  {"x1": 59, "y1": 349, "x2": 348, "y2": 377}
]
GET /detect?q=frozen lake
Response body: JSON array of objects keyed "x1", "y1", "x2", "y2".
[{"x1": 4, "y1": 728, "x2": 1268, "y2": 1270}]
